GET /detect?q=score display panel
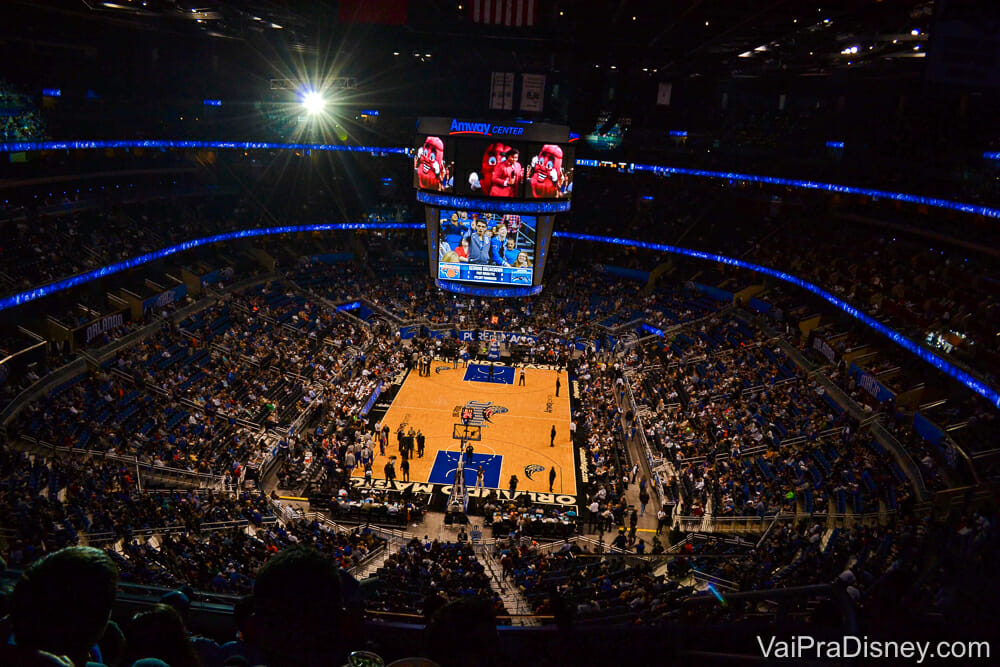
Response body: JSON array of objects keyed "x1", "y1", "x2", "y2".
[
  {"x1": 436, "y1": 208, "x2": 536, "y2": 286},
  {"x1": 415, "y1": 117, "x2": 571, "y2": 295},
  {"x1": 423, "y1": 205, "x2": 556, "y2": 292}
]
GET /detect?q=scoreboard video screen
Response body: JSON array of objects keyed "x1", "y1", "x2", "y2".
[
  {"x1": 437, "y1": 209, "x2": 536, "y2": 286},
  {"x1": 415, "y1": 118, "x2": 574, "y2": 201},
  {"x1": 451, "y1": 140, "x2": 574, "y2": 200},
  {"x1": 415, "y1": 118, "x2": 570, "y2": 296}
]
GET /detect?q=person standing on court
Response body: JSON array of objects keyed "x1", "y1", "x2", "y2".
[
  {"x1": 476, "y1": 465, "x2": 485, "y2": 493},
  {"x1": 550, "y1": 425, "x2": 556, "y2": 447},
  {"x1": 417, "y1": 430, "x2": 426, "y2": 458},
  {"x1": 518, "y1": 368, "x2": 525, "y2": 386},
  {"x1": 555, "y1": 377, "x2": 560, "y2": 396},
  {"x1": 465, "y1": 442, "x2": 474, "y2": 465},
  {"x1": 549, "y1": 466, "x2": 556, "y2": 492},
  {"x1": 488, "y1": 363, "x2": 494, "y2": 381},
  {"x1": 509, "y1": 474, "x2": 518, "y2": 496}
]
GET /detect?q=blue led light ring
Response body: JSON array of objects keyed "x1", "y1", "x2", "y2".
[
  {"x1": 623, "y1": 162, "x2": 1000, "y2": 219},
  {"x1": 434, "y1": 280, "x2": 544, "y2": 297},
  {"x1": 0, "y1": 140, "x2": 409, "y2": 155},
  {"x1": 552, "y1": 230, "x2": 1000, "y2": 410},
  {"x1": 0, "y1": 223, "x2": 423, "y2": 312},
  {"x1": 3, "y1": 139, "x2": 997, "y2": 219},
  {"x1": 1, "y1": 220, "x2": 994, "y2": 408},
  {"x1": 415, "y1": 191, "x2": 571, "y2": 214}
]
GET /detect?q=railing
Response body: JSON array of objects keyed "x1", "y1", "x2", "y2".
[
  {"x1": 620, "y1": 370, "x2": 668, "y2": 508},
  {"x1": 870, "y1": 421, "x2": 931, "y2": 501},
  {"x1": 673, "y1": 513, "x2": 799, "y2": 535},
  {"x1": 348, "y1": 543, "x2": 387, "y2": 578},
  {"x1": 808, "y1": 368, "x2": 868, "y2": 422},
  {"x1": 20, "y1": 437, "x2": 229, "y2": 488},
  {"x1": 302, "y1": 509, "x2": 418, "y2": 549},
  {"x1": 690, "y1": 568, "x2": 739, "y2": 591},
  {"x1": 668, "y1": 532, "x2": 757, "y2": 554},
  {"x1": 2, "y1": 271, "x2": 280, "y2": 433},
  {"x1": 0, "y1": 357, "x2": 87, "y2": 429},
  {"x1": 679, "y1": 583, "x2": 858, "y2": 644},
  {"x1": 85, "y1": 518, "x2": 262, "y2": 545}
]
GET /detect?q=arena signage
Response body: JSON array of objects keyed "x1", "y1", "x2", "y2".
[
  {"x1": 449, "y1": 119, "x2": 526, "y2": 137},
  {"x1": 142, "y1": 284, "x2": 188, "y2": 315},
  {"x1": 849, "y1": 363, "x2": 895, "y2": 402},
  {"x1": 812, "y1": 336, "x2": 837, "y2": 363},
  {"x1": 85, "y1": 312, "x2": 124, "y2": 343},
  {"x1": 455, "y1": 329, "x2": 539, "y2": 345},
  {"x1": 74, "y1": 309, "x2": 131, "y2": 346},
  {"x1": 348, "y1": 477, "x2": 577, "y2": 507}
]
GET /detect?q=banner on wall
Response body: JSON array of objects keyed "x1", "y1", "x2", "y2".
[
  {"x1": 394, "y1": 326, "x2": 606, "y2": 350},
  {"x1": 142, "y1": 284, "x2": 187, "y2": 316},
  {"x1": 73, "y1": 309, "x2": 131, "y2": 347},
  {"x1": 490, "y1": 72, "x2": 515, "y2": 111},
  {"x1": 397, "y1": 326, "x2": 580, "y2": 347},
  {"x1": 454, "y1": 329, "x2": 540, "y2": 345},
  {"x1": 812, "y1": 335, "x2": 837, "y2": 363},
  {"x1": 848, "y1": 363, "x2": 896, "y2": 402},
  {"x1": 519, "y1": 74, "x2": 545, "y2": 112}
]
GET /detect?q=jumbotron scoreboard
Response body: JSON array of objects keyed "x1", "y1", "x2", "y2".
[{"x1": 413, "y1": 117, "x2": 574, "y2": 296}]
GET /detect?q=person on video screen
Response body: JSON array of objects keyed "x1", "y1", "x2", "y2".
[
  {"x1": 490, "y1": 223, "x2": 509, "y2": 265},
  {"x1": 467, "y1": 218, "x2": 491, "y2": 265},
  {"x1": 442, "y1": 212, "x2": 471, "y2": 250},
  {"x1": 455, "y1": 236, "x2": 470, "y2": 262},
  {"x1": 489, "y1": 148, "x2": 522, "y2": 197},
  {"x1": 529, "y1": 144, "x2": 564, "y2": 198},
  {"x1": 503, "y1": 236, "x2": 519, "y2": 267},
  {"x1": 468, "y1": 142, "x2": 508, "y2": 194},
  {"x1": 415, "y1": 136, "x2": 446, "y2": 190}
]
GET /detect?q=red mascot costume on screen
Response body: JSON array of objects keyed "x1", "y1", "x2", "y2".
[
  {"x1": 529, "y1": 144, "x2": 564, "y2": 199},
  {"x1": 415, "y1": 136, "x2": 445, "y2": 190},
  {"x1": 489, "y1": 147, "x2": 522, "y2": 197},
  {"x1": 468, "y1": 142, "x2": 508, "y2": 194}
]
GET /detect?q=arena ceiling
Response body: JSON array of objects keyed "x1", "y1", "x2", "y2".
[{"x1": 7, "y1": 0, "x2": 935, "y2": 80}]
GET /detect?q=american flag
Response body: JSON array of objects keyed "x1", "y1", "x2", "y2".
[{"x1": 469, "y1": 0, "x2": 540, "y2": 27}]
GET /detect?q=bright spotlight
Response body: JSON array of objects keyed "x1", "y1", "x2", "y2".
[{"x1": 302, "y1": 91, "x2": 326, "y2": 115}]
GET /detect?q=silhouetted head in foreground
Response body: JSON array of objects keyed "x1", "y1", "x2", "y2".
[
  {"x1": 252, "y1": 546, "x2": 346, "y2": 667},
  {"x1": 12, "y1": 546, "x2": 118, "y2": 667}
]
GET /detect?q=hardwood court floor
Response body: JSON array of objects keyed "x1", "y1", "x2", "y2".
[{"x1": 355, "y1": 362, "x2": 576, "y2": 496}]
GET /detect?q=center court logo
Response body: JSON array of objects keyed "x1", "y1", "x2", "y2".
[
  {"x1": 452, "y1": 400, "x2": 509, "y2": 427},
  {"x1": 524, "y1": 464, "x2": 545, "y2": 480}
]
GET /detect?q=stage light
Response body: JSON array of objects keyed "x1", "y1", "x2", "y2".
[{"x1": 302, "y1": 91, "x2": 326, "y2": 115}]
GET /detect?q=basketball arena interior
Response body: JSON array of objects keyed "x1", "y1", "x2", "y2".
[{"x1": 1, "y1": 1, "x2": 999, "y2": 665}]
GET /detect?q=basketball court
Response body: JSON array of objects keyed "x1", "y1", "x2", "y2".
[{"x1": 357, "y1": 361, "x2": 576, "y2": 497}]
